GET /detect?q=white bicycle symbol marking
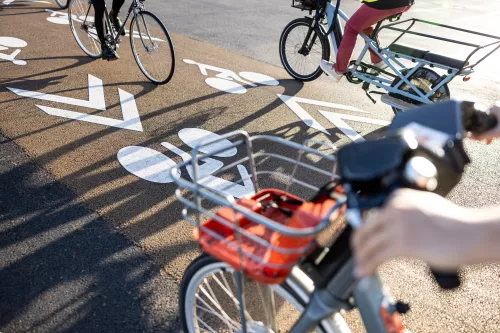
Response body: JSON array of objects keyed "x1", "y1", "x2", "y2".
[
  {"x1": 0, "y1": 36, "x2": 28, "y2": 66},
  {"x1": 117, "y1": 128, "x2": 255, "y2": 198},
  {"x1": 183, "y1": 59, "x2": 279, "y2": 94}
]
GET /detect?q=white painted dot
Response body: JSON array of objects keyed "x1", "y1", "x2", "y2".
[
  {"x1": 178, "y1": 128, "x2": 237, "y2": 157},
  {"x1": 205, "y1": 77, "x2": 246, "y2": 94},
  {"x1": 117, "y1": 146, "x2": 180, "y2": 183},
  {"x1": 47, "y1": 16, "x2": 69, "y2": 24},
  {"x1": 0, "y1": 37, "x2": 27, "y2": 48},
  {"x1": 78, "y1": 15, "x2": 95, "y2": 22},
  {"x1": 239, "y1": 72, "x2": 279, "y2": 86}
]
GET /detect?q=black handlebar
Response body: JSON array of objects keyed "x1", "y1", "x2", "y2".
[
  {"x1": 339, "y1": 100, "x2": 498, "y2": 291},
  {"x1": 431, "y1": 270, "x2": 461, "y2": 290},
  {"x1": 462, "y1": 100, "x2": 499, "y2": 134},
  {"x1": 431, "y1": 101, "x2": 497, "y2": 290}
]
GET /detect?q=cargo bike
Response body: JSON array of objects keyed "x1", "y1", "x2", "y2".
[{"x1": 279, "y1": 0, "x2": 500, "y2": 114}]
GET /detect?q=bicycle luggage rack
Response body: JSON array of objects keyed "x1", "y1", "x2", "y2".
[
  {"x1": 291, "y1": 0, "x2": 318, "y2": 12},
  {"x1": 171, "y1": 131, "x2": 346, "y2": 285},
  {"x1": 375, "y1": 18, "x2": 500, "y2": 76}
]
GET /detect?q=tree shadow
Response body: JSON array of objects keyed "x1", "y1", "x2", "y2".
[
  {"x1": 0, "y1": 135, "x2": 183, "y2": 333},
  {"x1": 0, "y1": 55, "x2": 95, "y2": 88}
]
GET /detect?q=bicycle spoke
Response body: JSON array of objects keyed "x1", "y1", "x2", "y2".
[
  {"x1": 195, "y1": 292, "x2": 240, "y2": 331},
  {"x1": 200, "y1": 279, "x2": 240, "y2": 330},
  {"x1": 130, "y1": 11, "x2": 175, "y2": 84},
  {"x1": 69, "y1": 0, "x2": 102, "y2": 58}
]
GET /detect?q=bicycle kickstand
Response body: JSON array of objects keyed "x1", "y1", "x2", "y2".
[{"x1": 362, "y1": 82, "x2": 377, "y2": 104}]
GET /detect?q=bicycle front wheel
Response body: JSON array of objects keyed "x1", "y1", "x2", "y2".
[
  {"x1": 279, "y1": 17, "x2": 330, "y2": 82},
  {"x1": 180, "y1": 254, "x2": 331, "y2": 333},
  {"x1": 69, "y1": 0, "x2": 102, "y2": 58},
  {"x1": 56, "y1": 0, "x2": 69, "y2": 9},
  {"x1": 130, "y1": 11, "x2": 175, "y2": 85}
]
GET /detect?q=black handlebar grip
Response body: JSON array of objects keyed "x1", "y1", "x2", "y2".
[
  {"x1": 431, "y1": 270, "x2": 461, "y2": 290},
  {"x1": 461, "y1": 101, "x2": 498, "y2": 135}
]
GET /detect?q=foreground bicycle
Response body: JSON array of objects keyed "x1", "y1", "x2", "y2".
[
  {"x1": 279, "y1": 0, "x2": 500, "y2": 114},
  {"x1": 171, "y1": 99, "x2": 497, "y2": 332},
  {"x1": 68, "y1": 0, "x2": 175, "y2": 84},
  {"x1": 55, "y1": 0, "x2": 69, "y2": 9}
]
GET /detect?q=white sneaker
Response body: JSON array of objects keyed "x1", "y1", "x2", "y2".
[
  {"x1": 320, "y1": 59, "x2": 343, "y2": 82},
  {"x1": 371, "y1": 60, "x2": 388, "y2": 71}
]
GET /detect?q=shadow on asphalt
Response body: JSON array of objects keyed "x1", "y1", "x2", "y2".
[
  {"x1": 0, "y1": 67, "x2": 397, "y2": 330},
  {"x1": 0, "y1": 134, "x2": 182, "y2": 333},
  {"x1": 0, "y1": 55, "x2": 95, "y2": 89},
  {"x1": 0, "y1": 77, "x2": 307, "y2": 331}
]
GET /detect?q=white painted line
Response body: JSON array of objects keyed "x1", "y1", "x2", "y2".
[
  {"x1": 36, "y1": 105, "x2": 143, "y2": 132},
  {"x1": 321, "y1": 113, "x2": 365, "y2": 142},
  {"x1": 177, "y1": 128, "x2": 237, "y2": 157},
  {"x1": 8, "y1": 74, "x2": 106, "y2": 110},
  {"x1": 277, "y1": 94, "x2": 329, "y2": 134},
  {"x1": 319, "y1": 111, "x2": 390, "y2": 142},
  {"x1": 281, "y1": 95, "x2": 369, "y2": 114},
  {"x1": 319, "y1": 111, "x2": 391, "y2": 126},
  {"x1": 118, "y1": 88, "x2": 143, "y2": 132},
  {"x1": 117, "y1": 146, "x2": 180, "y2": 183}
]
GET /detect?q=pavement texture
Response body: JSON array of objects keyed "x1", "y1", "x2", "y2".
[
  {"x1": 0, "y1": 134, "x2": 182, "y2": 332},
  {"x1": 1, "y1": 0, "x2": 500, "y2": 332}
]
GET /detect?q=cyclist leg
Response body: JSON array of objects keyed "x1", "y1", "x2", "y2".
[
  {"x1": 110, "y1": 0, "x2": 126, "y2": 36},
  {"x1": 91, "y1": 0, "x2": 106, "y2": 45},
  {"x1": 91, "y1": 0, "x2": 118, "y2": 60},
  {"x1": 321, "y1": 4, "x2": 411, "y2": 81}
]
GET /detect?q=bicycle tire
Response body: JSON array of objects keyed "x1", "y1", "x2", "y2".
[
  {"x1": 179, "y1": 254, "x2": 331, "y2": 333},
  {"x1": 279, "y1": 17, "x2": 330, "y2": 82},
  {"x1": 389, "y1": 67, "x2": 451, "y2": 115},
  {"x1": 129, "y1": 11, "x2": 175, "y2": 85},
  {"x1": 55, "y1": 0, "x2": 69, "y2": 9},
  {"x1": 68, "y1": 0, "x2": 102, "y2": 59}
]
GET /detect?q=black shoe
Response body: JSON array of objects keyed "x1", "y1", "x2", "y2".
[
  {"x1": 101, "y1": 44, "x2": 119, "y2": 61},
  {"x1": 109, "y1": 10, "x2": 126, "y2": 36}
]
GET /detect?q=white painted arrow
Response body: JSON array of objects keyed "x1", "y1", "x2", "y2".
[
  {"x1": 277, "y1": 94, "x2": 369, "y2": 135},
  {"x1": 7, "y1": 75, "x2": 143, "y2": 132},
  {"x1": 319, "y1": 111, "x2": 390, "y2": 142},
  {"x1": 8, "y1": 74, "x2": 106, "y2": 110}
]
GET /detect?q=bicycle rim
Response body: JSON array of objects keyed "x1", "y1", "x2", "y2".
[
  {"x1": 389, "y1": 67, "x2": 451, "y2": 114},
  {"x1": 69, "y1": 0, "x2": 102, "y2": 58},
  {"x1": 130, "y1": 11, "x2": 175, "y2": 85},
  {"x1": 279, "y1": 18, "x2": 330, "y2": 82},
  {"x1": 180, "y1": 255, "x2": 328, "y2": 333},
  {"x1": 55, "y1": 0, "x2": 69, "y2": 9}
]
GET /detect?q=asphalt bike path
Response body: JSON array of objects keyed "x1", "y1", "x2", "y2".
[
  {"x1": 1, "y1": 1, "x2": 500, "y2": 332},
  {"x1": 0, "y1": 133, "x2": 181, "y2": 333}
]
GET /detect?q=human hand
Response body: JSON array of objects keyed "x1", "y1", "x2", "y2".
[
  {"x1": 468, "y1": 102, "x2": 500, "y2": 144},
  {"x1": 351, "y1": 188, "x2": 473, "y2": 278}
]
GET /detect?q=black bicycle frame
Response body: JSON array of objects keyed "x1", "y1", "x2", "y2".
[
  {"x1": 105, "y1": 0, "x2": 141, "y2": 44},
  {"x1": 298, "y1": 0, "x2": 343, "y2": 55}
]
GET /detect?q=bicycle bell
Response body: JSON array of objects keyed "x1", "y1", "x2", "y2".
[{"x1": 403, "y1": 156, "x2": 438, "y2": 191}]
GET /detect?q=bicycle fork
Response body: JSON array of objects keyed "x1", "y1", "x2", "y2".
[{"x1": 288, "y1": 207, "x2": 410, "y2": 333}]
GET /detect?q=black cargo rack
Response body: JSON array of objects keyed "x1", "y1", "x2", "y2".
[
  {"x1": 375, "y1": 18, "x2": 500, "y2": 73},
  {"x1": 291, "y1": 0, "x2": 317, "y2": 12}
]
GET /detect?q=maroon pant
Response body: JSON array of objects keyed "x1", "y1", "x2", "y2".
[{"x1": 334, "y1": 4, "x2": 412, "y2": 73}]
